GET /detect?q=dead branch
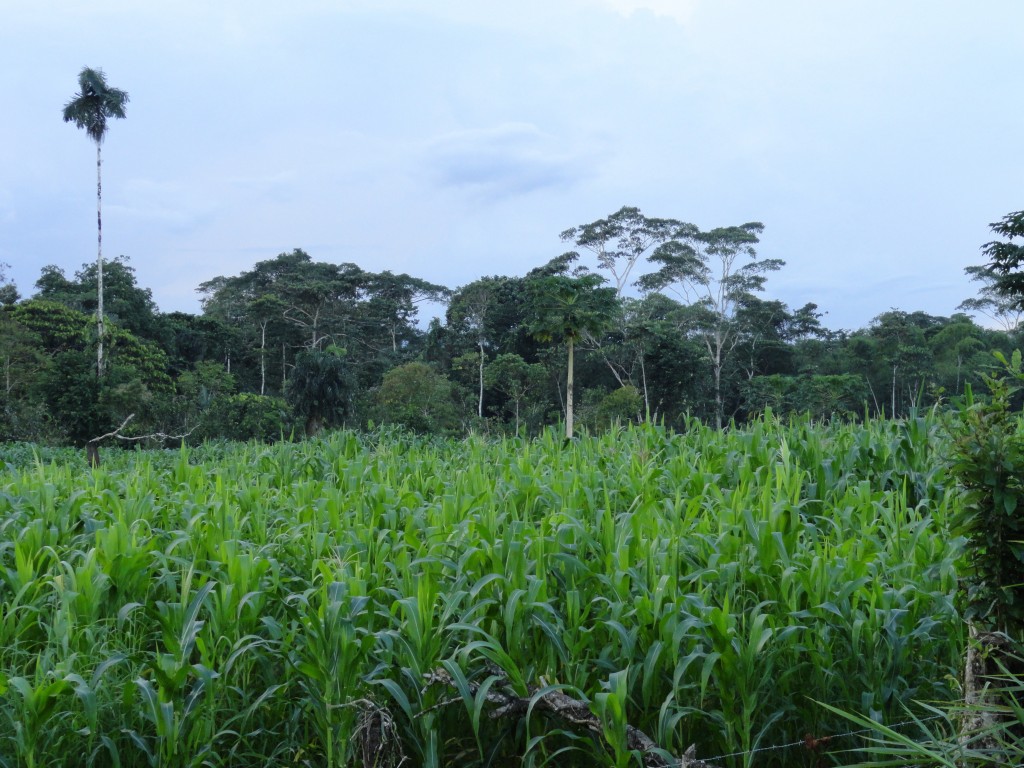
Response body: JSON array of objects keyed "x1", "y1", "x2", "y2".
[
  {"x1": 86, "y1": 413, "x2": 200, "y2": 467},
  {"x1": 88, "y1": 413, "x2": 136, "y2": 446},
  {"x1": 112, "y1": 424, "x2": 200, "y2": 444},
  {"x1": 422, "y1": 666, "x2": 722, "y2": 768}
]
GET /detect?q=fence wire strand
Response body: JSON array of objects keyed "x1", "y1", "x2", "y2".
[{"x1": 696, "y1": 711, "x2": 950, "y2": 765}]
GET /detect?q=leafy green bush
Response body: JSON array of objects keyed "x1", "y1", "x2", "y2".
[
  {"x1": 197, "y1": 393, "x2": 290, "y2": 443},
  {"x1": 594, "y1": 385, "x2": 643, "y2": 429},
  {"x1": 949, "y1": 350, "x2": 1024, "y2": 634},
  {"x1": 742, "y1": 374, "x2": 868, "y2": 421},
  {"x1": 374, "y1": 362, "x2": 461, "y2": 434}
]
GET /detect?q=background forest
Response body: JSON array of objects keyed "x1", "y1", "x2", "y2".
[{"x1": 0, "y1": 206, "x2": 1020, "y2": 447}]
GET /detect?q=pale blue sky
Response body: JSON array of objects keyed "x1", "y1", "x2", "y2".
[{"x1": 2, "y1": 1, "x2": 1021, "y2": 330}]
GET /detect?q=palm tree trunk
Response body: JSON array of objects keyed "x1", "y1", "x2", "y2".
[
  {"x1": 566, "y1": 339, "x2": 574, "y2": 439},
  {"x1": 96, "y1": 142, "x2": 105, "y2": 378}
]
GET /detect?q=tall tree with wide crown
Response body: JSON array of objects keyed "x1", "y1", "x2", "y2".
[{"x1": 63, "y1": 67, "x2": 129, "y2": 377}]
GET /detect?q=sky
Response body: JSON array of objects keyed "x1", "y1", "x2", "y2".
[{"x1": 2, "y1": 0, "x2": 1022, "y2": 332}]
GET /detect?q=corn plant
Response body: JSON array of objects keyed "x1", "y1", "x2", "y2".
[{"x1": 0, "y1": 415, "x2": 968, "y2": 767}]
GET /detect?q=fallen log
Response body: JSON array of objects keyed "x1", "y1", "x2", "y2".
[{"x1": 422, "y1": 666, "x2": 722, "y2": 768}]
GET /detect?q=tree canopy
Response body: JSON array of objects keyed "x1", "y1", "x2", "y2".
[{"x1": 4, "y1": 204, "x2": 1020, "y2": 445}]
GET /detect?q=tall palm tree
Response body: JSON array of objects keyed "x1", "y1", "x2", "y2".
[{"x1": 63, "y1": 67, "x2": 129, "y2": 377}]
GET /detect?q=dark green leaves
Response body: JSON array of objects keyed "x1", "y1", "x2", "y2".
[
  {"x1": 949, "y1": 349, "x2": 1024, "y2": 633},
  {"x1": 62, "y1": 67, "x2": 129, "y2": 145}
]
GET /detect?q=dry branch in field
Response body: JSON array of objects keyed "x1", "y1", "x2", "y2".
[
  {"x1": 86, "y1": 413, "x2": 198, "y2": 466},
  {"x1": 423, "y1": 666, "x2": 722, "y2": 768}
]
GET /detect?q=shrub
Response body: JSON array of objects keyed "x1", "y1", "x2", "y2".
[
  {"x1": 374, "y1": 362, "x2": 461, "y2": 434},
  {"x1": 949, "y1": 350, "x2": 1024, "y2": 635},
  {"x1": 198, "y1": 393, "x2": 290, "y2": 442}
]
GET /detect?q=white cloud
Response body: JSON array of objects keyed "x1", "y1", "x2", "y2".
[
  {"x1": 422, "y1": 123, "x2": 594, "y2": 201},
  {"x1": 593, "y1": 0, "x2": 698, "y2": 24}
]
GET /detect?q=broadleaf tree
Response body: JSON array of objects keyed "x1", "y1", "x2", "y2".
[
  {"x1": 560, "y1": 206, "x2": 678, "y2": 295},
  {"x1": 978, "y1": 210, "x2": 1024, "y2": 306},
  {"x1": 640, "y1": 222, "x2": 783, "y2": 429},
  {"x1": 484, "y1": 353, "x2": 546, "y2": 434},
  {"x1": 958, "y1": 265, "x2": 1023, "y2": 332},
  {"x1": 448, "y1": 277, "x2": 505, "y2": 419}
]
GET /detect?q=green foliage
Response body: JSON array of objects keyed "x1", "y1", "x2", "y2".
[
  {"x1": 528, "y1": 270, "x2": 617, "y2": 438},
  {"x1": 62, "y1": 67, "x2": 128, "y2": 144},
  {"x1": 8, "y1": 300, "x2": 91, "y2": 353},
  {"x1": 822, "y1": 646, "x2": 1024, "y2": 766},
  {"x1": 528, "y1": 272, "x2": 616, "y2": 350},
  {"x1": 35, "y1": 257, "x2": 162, "y2": 341},
  {"x1": 742, "y1": 374, "x2": 867, "y2": 420},
  {"x1": 979, "y1": 210, "x2": 1024, "y2": 307},
  {"x1": 484, "y1": 353, "x2": 548, "y2": 433},
  {"x1": 949, "y1": 350, "x2": 1024, "y2": 634},
  {"x1": 0, "y1": 419, "x2": 966, "y2": 766},
  {"x1": 640, "y1": 220, "x2": 783, "y2": 429},
  {"x1": 37, "y1": 338, "x2": 171, "y2": 446},
  {"x1": 594, "y1": 385, "x2": 643, "y2": 429},
  {"x1": 0, "y1": 262, "x2": 19, "y2": 306},
  {"x1": 197, "y1": 393, "x2": 289, "y2": 442},
  {"x1": 374, "y1": 362, "x2": 461, "y2": 434},
  {"x1": 286, "y1": 348, "x2": 355, "y2": 436},
  {"x1": 561, "y1": 205, "x2": 678, "y2": 294}
]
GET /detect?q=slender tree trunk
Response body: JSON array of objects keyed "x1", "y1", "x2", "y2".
[
  {"x1": 514, "y1": 398, "x2": 520, "y2": 434},
  {"x1": 864, "y1": 375, "x2": 881, "y2": 416},
  {"x1": 713, "y1": 345, "x2": 723, "y2": 430},
  {"x1": 259, "y1": 320, "x2": 267, "y2": 395},
  {"x1": 639, "y1": 352, "x2": 650, "y2": 422},
  {"x1": 707, "y1": 333, "x2": 724, "y2": 430},
  {"x1": 566, "y1": 339, "x2": 575, "y2": 439},
  {"x1": 96, "y1": 142, "x2": 105, "y2": 378},
  {"x1": 478, "y1": 340, "x2": 485, "y2": 419},
  {"x1": 891, "y1": 364, "x2": 897, "y2": 418}
]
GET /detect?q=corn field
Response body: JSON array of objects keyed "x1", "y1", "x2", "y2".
[{"x1": 0, "y1": 415, "x2": 965, "y2": 767}]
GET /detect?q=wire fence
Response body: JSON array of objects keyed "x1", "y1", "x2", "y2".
[{"x1": 689, "y1": 710, "x2": 952, "y2": 766}]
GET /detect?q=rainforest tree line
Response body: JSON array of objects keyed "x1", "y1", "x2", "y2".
[{"x1": 0, "y1": 206, "x2": 1021, "y2": 446}]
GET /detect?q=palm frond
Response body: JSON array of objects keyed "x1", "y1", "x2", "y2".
[{"x1": 62, "y1": 67, "x2": 129, "y2": 144}]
